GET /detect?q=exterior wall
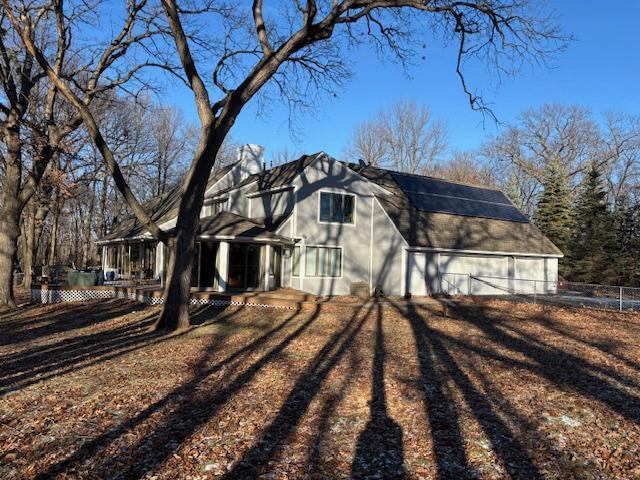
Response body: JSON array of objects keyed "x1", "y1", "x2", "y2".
[
  {"x1": 514, "y1": 256, "x2": 558, "y2": 293},
  {"x1": 249, "y1": 190, "x2": 294, "y2": 219},
  {"x1": 371, "y1": 198, "x2": 406, "y2": 296},
  {"x1": 289, "y1": 156, "x2": 383, "y2": 296},
  {"x1": 406, "y1": 250, "x2": 560, "y2": 296}
]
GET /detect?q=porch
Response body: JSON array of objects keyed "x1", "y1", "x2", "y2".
[{"x1": 99, "y1": 212, "x2": 296, "y2": 293}]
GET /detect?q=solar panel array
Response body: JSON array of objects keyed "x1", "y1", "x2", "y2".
[{"x1": 391, "y1": 172, "x2": 529, "y2": 222}]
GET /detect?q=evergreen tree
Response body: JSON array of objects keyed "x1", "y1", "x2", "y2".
[
  {"x1": 534, "y1": 161, "x2": 573, "y2": 276},
  {"x1": 614, "y1": 198, "x2": 640, "y2": 286},
  {"x1": 568, "y1": 163, "x2": 617, "y2": 283}
]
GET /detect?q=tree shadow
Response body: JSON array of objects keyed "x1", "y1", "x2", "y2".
[
  {"x1": 0, "y1": 299, "x2": 147, "y2": 347},
  {"x1": 389, "y1": 299, "x2": 544, "y2": 480},
  {"x1": 351, "y1": 302, "x2": 406, "y2": 479},
  {"x1": 220, "y1": 302, "x2": 372, "y2": 479},
  {"x1": 35, "y1": 303, "x2": 323, "y2": 479}
]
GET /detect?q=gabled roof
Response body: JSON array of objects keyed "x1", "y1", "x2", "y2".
[
  {"x1": 347, "y1": 163, "x2": 563, "y2": 256},
  {"x1": 98, "y1": 164, "x2": 235, "y2": 243},
  {"x1": 208, "y1": 153, "x2": 322, "y2": 198},
  {"x1": 190, "y1": 211, "x2": 294, "y2": 243}
]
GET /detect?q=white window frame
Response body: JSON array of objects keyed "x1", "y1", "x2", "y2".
[
  {"x1": 304, "y1": 245, "x2": 343, "y2": 278},
  {"x1": 317, "y1": 190, "x2": 356, "y2": 226}
]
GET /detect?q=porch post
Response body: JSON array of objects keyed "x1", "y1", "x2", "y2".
[
  {"x1": 217, "y1": 241, "x2": 229, "y2": 292},
  {"x1": 101, "y1": 246, "x2": 107, "y2": 270},
  {"x1": 264, "y1": 244, "x2": 272, "y2": 291},
  {"x1": 156, "y1": 242, "x2": 164, "y2": 285}
]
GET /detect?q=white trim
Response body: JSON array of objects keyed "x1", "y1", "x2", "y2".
[
  {"x1": 373, "y1": 197, "x2": 409, "y2": 246},
  {"x1": 246, "y1": 185, "x2": 294, "y2": 198},
  {"x1": 369, "y1": 196, "x2": 374, "y2": 292},
  {"x1": 408, "y1": 246, "x2": 563, "y2": 258},
  {"x1": 401, "y1": 248, "x2": 406, "y2": 295},
  {"x1": 303, "y1": 244, "x2": 343, "y2": 279},
  {"x1": 203, "y1": 163, "x2": 239, "y2": 197},
  {"x1": 317, "y1": 190, "x2": 357, "y2": 226}
]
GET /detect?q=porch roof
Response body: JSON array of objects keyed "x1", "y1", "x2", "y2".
[{"x1": 190, "y1": 212, "x2": 295, "y2": 244}]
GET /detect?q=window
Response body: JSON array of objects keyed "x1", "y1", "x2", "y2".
[
  {"x1": 292, "y1": 246, "x2": 301, "y2": 276},
  {"x1": 319, "y1": 192, "x2": 354, "y2": 223},
  {"x1": 305, "y1": 246, "x2": 342, "y2": 277},
  {"x1": 212, "y1": 200, "x2": 226, "y2": 215}
]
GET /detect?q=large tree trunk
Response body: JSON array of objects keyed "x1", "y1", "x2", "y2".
[
  {"x1": 0, "y1": 127, "x2": 23, "y2": 308},
  {"x1": 21, "y1": 204, "x2": 35, "y2": 291},
  {"x1": 47, "y1": 199, "x2": 59, "y2": 266},
  {"x1": 155, "y1": 129, "x2": 226, "y2": 332},
  {"x1": 0, "y1": 206, "x2": 21, "y2": 308}
]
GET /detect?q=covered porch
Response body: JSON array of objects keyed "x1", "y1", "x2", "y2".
[
  {"x1": 99, "y1": 212, "x2": 295, "y2": 292},
  {"x1": 190, "y1": 212, "x2": 296, "y2": 292}
]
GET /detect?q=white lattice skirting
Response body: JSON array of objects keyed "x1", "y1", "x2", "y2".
[{"x1": 30, "y1": 288, "x2": 296, "y2": 310}]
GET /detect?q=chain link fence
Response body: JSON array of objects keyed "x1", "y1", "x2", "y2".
[{"x1": 438, "y1": 273, "x2": 640, "y2": 312}]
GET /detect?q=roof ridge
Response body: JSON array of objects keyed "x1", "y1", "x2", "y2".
[{"x1": 344, "y1": 161, "x2": 504, "y2": 193}]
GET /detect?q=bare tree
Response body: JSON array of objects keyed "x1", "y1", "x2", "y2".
[
  {"x1": 148, "y1": 105, "x2": 197, "y2": 196},
  {"x1": 488, "y1": 105, "x2": 600, "y2": 185},
  {"x1": 345, "y1": 100, "x2": 448, "y2": 173},
  {"x1": 431, "y1": 150, "x2": 496, "y2": 187},
  {"x1": 600, "y1": 112, "x2": 640, "y2": 209},
  {"x1": 6, "y1": 0, "x2": 566, "y2": 329}
]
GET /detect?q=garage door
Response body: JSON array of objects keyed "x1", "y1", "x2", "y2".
[
  {"x1": 439, "y1": 254, "x2": 510, "y2": 295},
  {"x1": 514, "y1": 257, "x2": 557, "y2": 294},
  {"x1": 407, "y1": 252, "x2": 427, "y2": 296}
]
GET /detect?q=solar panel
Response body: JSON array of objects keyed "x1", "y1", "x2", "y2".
[{"x1": 391, "y1": 172, "x2": 529, "y2": 222}]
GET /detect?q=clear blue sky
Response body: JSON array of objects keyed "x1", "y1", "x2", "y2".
[{"x1": 162, "y1": 1, "x2": 640, "y2": 161}]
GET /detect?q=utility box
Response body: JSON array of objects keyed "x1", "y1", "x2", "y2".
[
  {"x1": 67, "y1": 271, "x2": 98, "y2": 287},
  {"x1": 350, "y1": 281, "x2": 370, "y2": 298}
]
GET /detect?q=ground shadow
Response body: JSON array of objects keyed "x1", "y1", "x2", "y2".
[{"x1": 351, "y1": 303, "x2": 406, "y2": 479}]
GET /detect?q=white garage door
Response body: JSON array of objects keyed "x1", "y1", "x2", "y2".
[
  {"x1": 407, "y1": 252, "x2": 427, "y2": 296},
  {"x1": 514, "y1": 257, "x2": 557, "y2": 294},
  {"x1": 439, "y1": 254, "x2": 510, "y2": 295}
]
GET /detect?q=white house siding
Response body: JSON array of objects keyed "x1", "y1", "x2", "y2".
[
  {"x1": 292, "y1": 156, "x2": 378, "y2": 296},
  {"x1": 371, "y1": 198, "x2": 406, "y2": 296},
  {"x1": 439, "y1": 254, "x2": 510, "y2": 295},
  {"x1": 514, "y1": 257, "x2": 558, "y2": 294},
  {"x1": 405, "y1": 251, "x2": 559, "y2": 296},
  {"x1": 250, "y1": 190, "x2": 294, "y2": 219}
]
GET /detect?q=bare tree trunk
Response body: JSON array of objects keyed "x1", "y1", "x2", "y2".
[
  {"x1": 21, "y1": 204, "x2": 35, "y2": 291},
  {"x1": 47, "y1": 198, "x2": 59, "y2": 266},
  {"x1": 155, "y1": 131, "x2": 224, "y2": 331},
  {"x1": 81, "y1": 181, "x2": 97, "y2": 267},
  {"x1": 0, "y1": 128, "x2": 23, "y2": 307}
]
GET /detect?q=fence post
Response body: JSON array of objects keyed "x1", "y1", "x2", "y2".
[
  {"x1": 533, "y1": 280, "x2": 537, "y2": 304},
  {"x1": 468, "y1": 275, "x2": 472, "y2": 296},
  {"x1": 620, "y1": 286, "x2": 623, "y2": 312}
]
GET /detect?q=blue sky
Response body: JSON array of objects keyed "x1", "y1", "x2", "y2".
[{"x1": 162, "y1": 1, "x2": 640, "y2": 161}]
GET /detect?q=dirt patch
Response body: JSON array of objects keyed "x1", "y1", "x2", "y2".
[{"x1": 1, "y1": 298, "x2": 639, "y2": 479}]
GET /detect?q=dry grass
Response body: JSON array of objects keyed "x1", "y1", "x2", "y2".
[{"x1": 1, "y1": 297, "x2": 639, "y2": 479}]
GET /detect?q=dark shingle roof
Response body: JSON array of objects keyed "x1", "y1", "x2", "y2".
[
  {"x1": 191, "y1": 211, "x2": 294, "y2": 243},
  {"x1": 209, "y1": 153, "x2": 321, "y2": 198},
  {"x1": 98, "y1": 164, "x2": 235, "y2": 242},
  {"x1": 347, "y1": 163, "x2": 563, "y2": 256}
]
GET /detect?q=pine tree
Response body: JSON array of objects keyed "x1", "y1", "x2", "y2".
[
  {"x1": 568, "y1": 163, "x2": 617, "y2": 284},
  {"x1": 534, "y1": 161, "x2": 573, "y2": 276},
  {"x1": 614, "y1": 198, "x2": 640, "y2": 286}
]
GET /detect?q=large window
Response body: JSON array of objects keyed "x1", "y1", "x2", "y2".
[
  {"x1": 212, "y1": 200, "x2": 227, "y2": 215},
  {"x1": 319, "y1": 192, "x2": 354, "y2": 223},
  {"x1": 305, "y1": 246, "x2": 342, "y2": 277}
]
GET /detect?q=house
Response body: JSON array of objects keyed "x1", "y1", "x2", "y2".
[{"x1": 97, "y1": 144, "x2": 562, "y2": 296}]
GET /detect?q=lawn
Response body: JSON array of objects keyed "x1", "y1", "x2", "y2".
[{"x1": 1, "y1": 297, "x2": 639, "y2": 479}]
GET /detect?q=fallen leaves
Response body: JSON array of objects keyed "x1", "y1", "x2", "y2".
[{"x1": 0, "y1": 298, "x2": 639, "y2": 479}]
